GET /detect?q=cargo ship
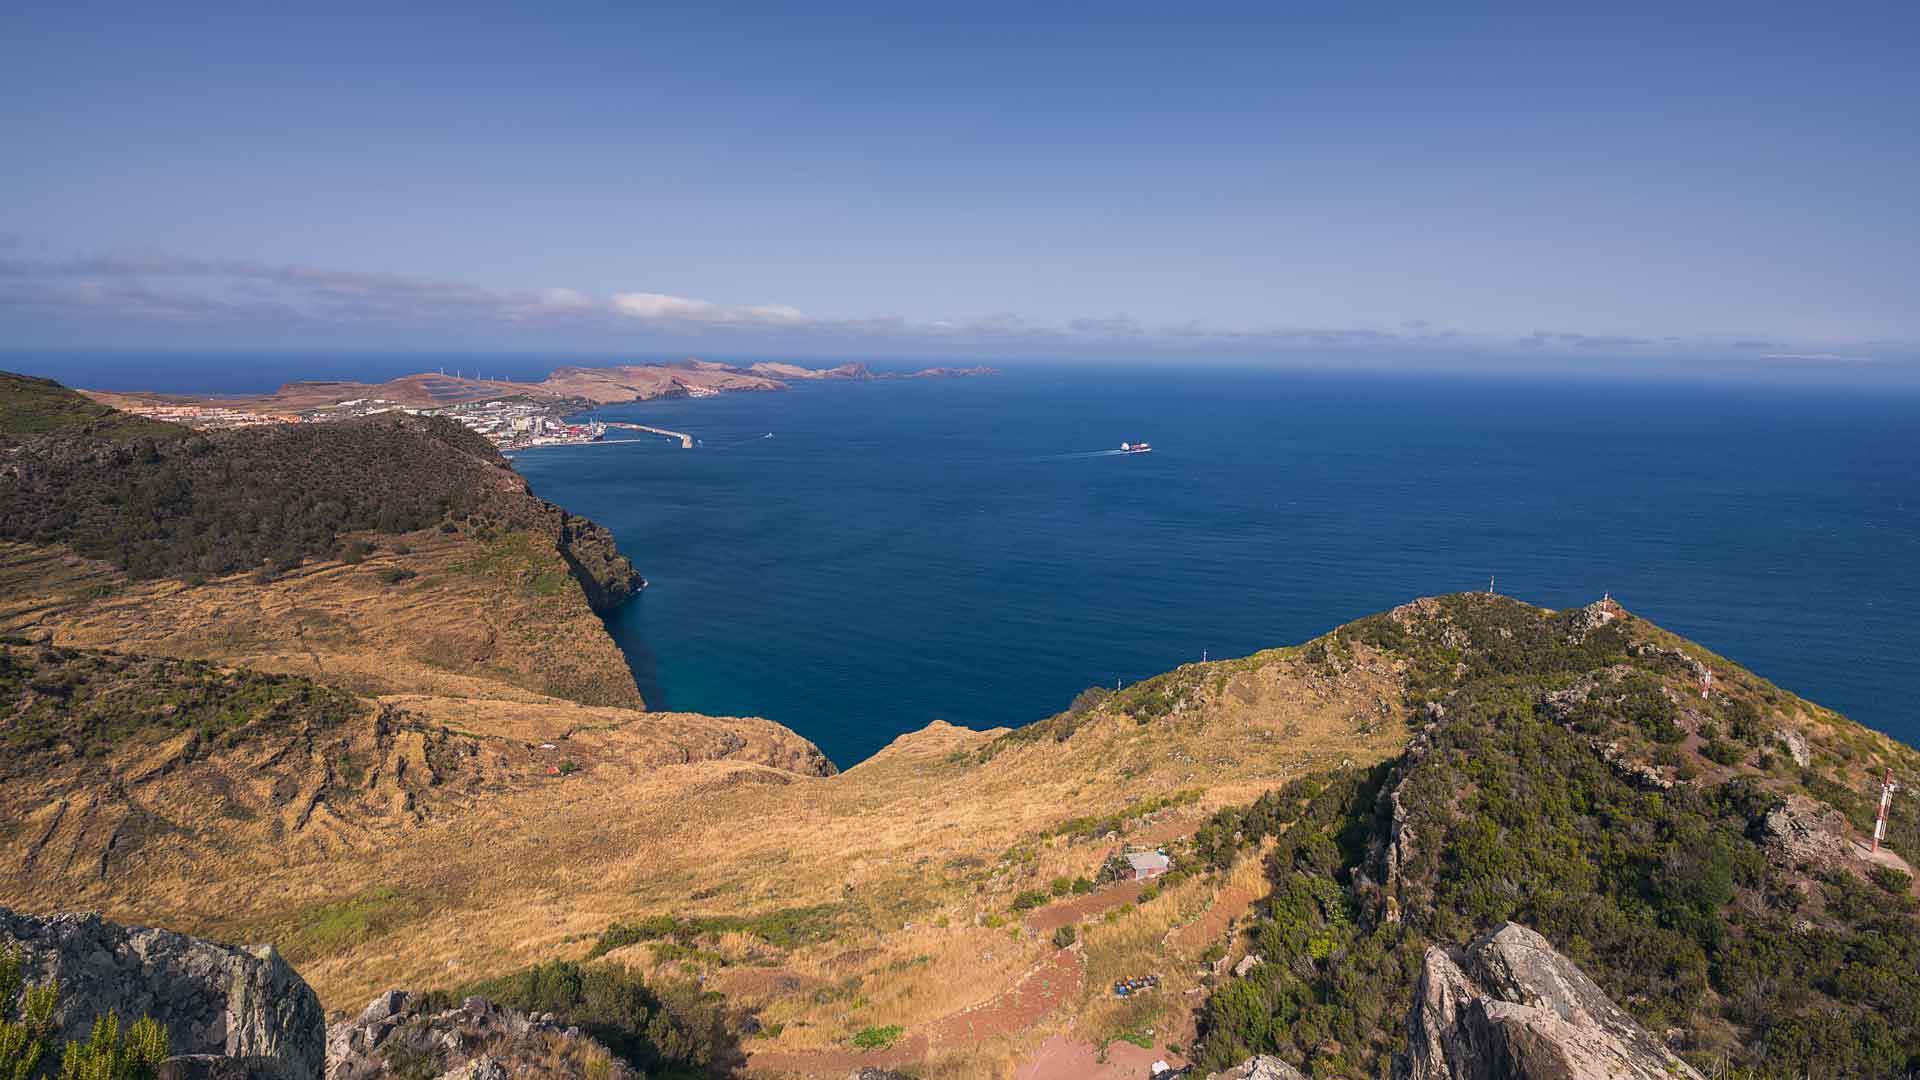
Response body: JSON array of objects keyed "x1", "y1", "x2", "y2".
[{"x1": 1120, "y1": 441, "x2": 1153, "y2": 454}]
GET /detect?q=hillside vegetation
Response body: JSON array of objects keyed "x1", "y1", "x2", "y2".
[
  {"x1": 1191, "y1": 595, "x2": 1919, "y2": 1080},
  {"x1": 0, "y1": 372, "x2": 183, "y2": 440},
  {"x1": 0, "y1": 376, "x2": 639, "y2": 608}
]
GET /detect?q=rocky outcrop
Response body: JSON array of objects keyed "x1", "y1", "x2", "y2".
[
  {"x1": 551, "y1": 510, "x2": 645, "y2": 613},
  {"x1": 1207, "y1": 1056, "x2": 1308, "y2": 1080},
  {"x1": 326, "y1": 991, "x2": 634, "y2": 1080},
  {"x1": 1758, "y1": 794, "x2": 1855, "y2": 871},
  {"x1": 1396, "y1": 922, "x2": 1702, "y2": 1080},
  {"x1": 1773, "y1": 727, "x2": 1811, "y2": 768},
  {"x1": 0, "y1": 908, "x2": 324, "y2": 1080}
]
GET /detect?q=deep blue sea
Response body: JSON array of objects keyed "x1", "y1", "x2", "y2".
[{"x1": 498, "y1": 367, "x2": 1920, "y2": 767}]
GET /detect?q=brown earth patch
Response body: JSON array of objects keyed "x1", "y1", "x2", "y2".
[{"x1": 1024, "y1": 881, "x2": 1146, "y2": 934}]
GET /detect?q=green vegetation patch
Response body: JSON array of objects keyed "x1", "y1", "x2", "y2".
[
  {"x1": 586, "y1": 904, "x2": 842, "y2": 960},
  {"x1": 0, "y1": 372, "x2": 184, "y2": 440},
  {"x1": 851, "y1": 1024, "x2": 903, "y2": 1050},
  {"x1": 432, "y1": 960, "x2": 731, "y2": 1077},
  {"x1": 0, "y1": 391, "x2": 522, "y2": 581},
  {"x1": 1051, "y1": 788, "x2": 1200, "y2": 840},
  {"x1": 1191, "y1": 594, "x2": 1920, "y2": 1080},
  {"x1": 276, "y1": 886, "x2": 429, "y2": 963},
  {"x1": 0, "y1": 643, "x2": 363, "y2": 768}
]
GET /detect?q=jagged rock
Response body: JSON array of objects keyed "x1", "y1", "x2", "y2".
[
  {"x1": 1774, "y1": 728, "x2": 1811, "y2": 768},
  {"x1": 1561, "y1": 599, "x2": 1620, "y2": 645},
  {"x1": 325, "y1": 992, "x2": 633, "y2": 1080},
  {"x1": 1207, "y1": 1055, "x2": 1308, "y2": 1079},
  {"x1": 0, "y1": 908, "x2": 324, "y2": 1080},
  {"x1": 846, "y1": 1070, "x2": 915, "y2": 1080},
  {"x1": 1232, "y1": 952, "x2": 1263, "y2": 978},
  {"x1": 1759, "y1": 794, "x2": 1854, "y2": 870},
  {"x1": 1395, "y1": 922, "x2": 1702, "y2": 1080}
]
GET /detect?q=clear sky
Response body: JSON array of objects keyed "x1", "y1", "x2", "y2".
[{"x1": 3, "y1": 2, "x2": 1917, "y2": 380}]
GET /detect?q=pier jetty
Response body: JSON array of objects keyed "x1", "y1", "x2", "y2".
[{"x1": 605, "y1": 422, "x2": 694, "y2": 448}]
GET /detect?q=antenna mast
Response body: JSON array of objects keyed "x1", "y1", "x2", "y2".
[{"x1": 1873, "y1": 767, "x2": 1898, "y2": 853}]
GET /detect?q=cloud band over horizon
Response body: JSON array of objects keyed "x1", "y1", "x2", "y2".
[{"x1": 0, "y1": 247, "x2": 1910, "y2": 376}]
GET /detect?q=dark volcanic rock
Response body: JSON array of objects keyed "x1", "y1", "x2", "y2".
[
  {"x1": 0, "y1": 908, "x2": 324, "y2": 1080},
  {"x1": 1397, "y1": 922, "x2": 1702, "y2": 1080}
]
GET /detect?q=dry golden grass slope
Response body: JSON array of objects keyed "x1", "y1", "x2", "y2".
[
  {"x1": 17, "y1": 503, "x2": 1914, "y2": 1079},
  {"x1": 0, "y1": 510, "x2": 1411, "y2": 1076}
]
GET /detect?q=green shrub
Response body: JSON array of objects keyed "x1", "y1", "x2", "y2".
[
  {"x1": 0, "y1": 943, "x2": 167, "y2": 1080},
  {"x1": 851, "y1": 1025, "x2": 903, "y2": 1050},
  {"x1": 1867, "y1": 865, "x2": 1913, "y2": 896},
  {"x1": 586, "y1": 905, "x2": 840, "y2": 960},
  {"x1": 57, "y1": 1013, "x2": 168, "y2": 1080},
  {"x1": 1052, "y1": 925, "x2": 1077, "y2": 948},
  {"x1": 460, "y1": 960, "x2": 726, "y2": 1074},
  {"x1": 1011, "y1": 890, "x2": 1049, "y2": 912},
  {"x1": 375, "y1": 567, "x2": 417, "y2": 585}
]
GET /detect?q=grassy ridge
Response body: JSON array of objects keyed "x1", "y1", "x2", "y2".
[{"x1": 0, "y1": 372, "x2": 183, "y2": 440}]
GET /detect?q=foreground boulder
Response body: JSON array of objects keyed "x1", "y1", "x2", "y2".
[
  {"x1": 325, "y1": 990, "x2": 634, "y2": 1080},
  {"x1": 1397, "y1": 922, "x2": 1702, "y2": 1080},
  {"x1": 0, "y1": 908, "x2": 324, "y2": 1080}
]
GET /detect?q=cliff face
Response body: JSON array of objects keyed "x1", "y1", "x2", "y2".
[{"x1": 550, "y1": 511, "x2": 643, "y2": 613}]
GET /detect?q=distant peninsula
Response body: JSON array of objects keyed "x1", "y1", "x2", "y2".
[{"x1": 78, "y1": 358, "x2": 1000, "y2": 439}]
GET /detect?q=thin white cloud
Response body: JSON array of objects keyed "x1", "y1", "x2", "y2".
[
  {"x1": 1758, "y1": 352, "x2": 1881, "y2": 365},
  {"x1": 610, "y1": 291, "x2": 809, "y2": 326}
]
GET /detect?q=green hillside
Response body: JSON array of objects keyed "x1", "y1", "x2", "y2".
[
  {"x1": 1192, "y1": 594, "x2": 1919, "y2": 1079},
  {"x1": 0, "y1": 372, "x2": 183, "y2": 440}
]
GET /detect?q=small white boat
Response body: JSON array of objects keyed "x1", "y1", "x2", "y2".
[{"x1": 1120, "y1": 441, "x2": 1153, "y2": 454}]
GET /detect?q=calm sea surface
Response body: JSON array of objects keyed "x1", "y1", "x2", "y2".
[{"x1": 508, "y1": 368, "x2": 1920, "y2": 767}]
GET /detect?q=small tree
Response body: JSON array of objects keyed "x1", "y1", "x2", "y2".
[
  {"x1": 59, "y1": 1012, "x2": 168, "y2": 1080},
  {"x1": 0, "y1": 943, "x2": 168, "y2": 1080},
  {"x1": 1, "y1": 943, "x2": 58, "y2": 1080},
  {"x1": 1052, "y1": 924, "x2": 1077, "y2": 948}
]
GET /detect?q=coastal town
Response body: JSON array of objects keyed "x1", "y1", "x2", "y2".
[
  {"x1": 77, "y1": 359, "x2": 997, "y2": 451},
  {"x1": 96, "y1": 392, "x2": 613, "y2": 450}
]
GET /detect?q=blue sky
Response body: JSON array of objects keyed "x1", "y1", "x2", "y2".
[{"x1": 3, "y1": 2, "x2": 1917, "y2": 379}]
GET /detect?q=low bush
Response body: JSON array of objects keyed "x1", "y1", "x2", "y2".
[
  {"x1": 851, "y1": 1025, "x2": 903, "y2": 1050},
  {"x1": 459, "y1": 960, "x2": 728, "y2": 1075}
]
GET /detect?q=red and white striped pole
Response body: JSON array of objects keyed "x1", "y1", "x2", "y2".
[{"x1": 1873, "y1": 767, "x2": 1895, "y2": 854}]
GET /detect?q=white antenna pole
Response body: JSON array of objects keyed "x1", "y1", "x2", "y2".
[
  {"x1": 1873, "y1": 767, "x2": 1896, "y2": 853},
  {"x1": 1488, "y1": 576, "x2": 1495, "y2": 594}
]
